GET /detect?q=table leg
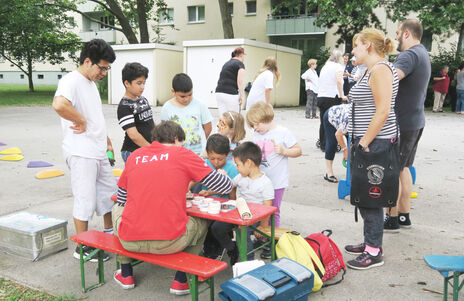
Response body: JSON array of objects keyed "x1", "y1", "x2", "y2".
[
  {"x1": 271, "y1": 214, "x2": 276, "y2": 261},
  {"x1": 239, "y1": 226, "x2": 247, "y2": 261}
]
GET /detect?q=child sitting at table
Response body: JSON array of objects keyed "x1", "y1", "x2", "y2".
[
  {"x1": 198, "y1": 134, "x2": 239, "y2": 260},
  {"x1": 209, "y1": 141, "x2": 274, "y2": 266},
  {"x1": 217, "y1": 111, "x2": 246, "y2": 154}
]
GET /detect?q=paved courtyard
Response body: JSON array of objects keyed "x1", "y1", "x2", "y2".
[{"x1": 0, "y1": 105, "x2": 463, "y2": 300}]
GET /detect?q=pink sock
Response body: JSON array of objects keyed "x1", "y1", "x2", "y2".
[{"x1": 364, "y1": 244, "x2": 380, "y2": 256}]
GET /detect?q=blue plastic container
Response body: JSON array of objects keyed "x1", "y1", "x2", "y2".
[{"x1": 219, "y1": 258, "x2": 313, "y2": 301}]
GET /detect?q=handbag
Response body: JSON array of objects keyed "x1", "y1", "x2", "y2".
[
  {"x1": 244, "y1": 82, "x2": 252, "y2": 93},
  {"x1": 349, "y1": 100, "x2": 401, "y2": 215}
]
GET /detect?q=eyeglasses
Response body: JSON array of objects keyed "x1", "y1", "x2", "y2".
[{"x1": 95, "y1": 63, "x2": 111, "y2": 72}]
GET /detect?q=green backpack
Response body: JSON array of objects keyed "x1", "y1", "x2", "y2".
[{"x1": 276, "y1": 231, "x2": 325, "y2": 292}]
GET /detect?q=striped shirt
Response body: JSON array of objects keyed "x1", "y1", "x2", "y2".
[{"x1": 348, "y1": 61, "x2": 398, "y2": 139}]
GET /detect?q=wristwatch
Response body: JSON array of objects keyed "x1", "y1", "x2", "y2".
[{"x1": 357, "y1": 143, "x2": 366, "y2": 152}]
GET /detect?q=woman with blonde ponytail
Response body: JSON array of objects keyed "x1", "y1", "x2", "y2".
[
  {"x1": 344, "y1": 28, "x2": 399, "y2": 270},
  {"x1": 246, "y1": 57, "x2": 280, "y2": 110}
]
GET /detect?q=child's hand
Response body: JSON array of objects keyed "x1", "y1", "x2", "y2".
[
  {"x1": 217, "y1": 169, "x2": 228, "y2": 176},
  {"x1": 274, "y1": 143, "x2": 286, "y2": 156},
  {"x1": 199, "y1": 190, "x2": 210, "y2": 197}
]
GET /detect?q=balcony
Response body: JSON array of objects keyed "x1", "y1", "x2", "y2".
[
  {"x1": 266, "y1": 15, "x2": 326, "y2": 36},
  {"x1": 79, "y1": 30, "x2": 116, "y2": 43}
]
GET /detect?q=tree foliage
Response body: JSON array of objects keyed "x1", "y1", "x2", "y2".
[
  {"x1": 384, "y1": 0, "x2": 464, "y2": 56},
  {"x1": 272, "y1": 0, "x2": 383, "y2": 51},
  {"x1": 0, "y1": 0, "x2": 82, "y2": 92}
]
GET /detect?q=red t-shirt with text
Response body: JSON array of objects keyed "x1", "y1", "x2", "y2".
[{"x1": 117, "y1": 142, "x2": 212, "y2": 241}]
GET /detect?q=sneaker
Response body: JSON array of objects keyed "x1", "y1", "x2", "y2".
[
  {"x1": 384, "y1": 215, "x2": 400, "y2": 233},
  {"x1": 227, "y1": 245, "x2": 239, "y2": 267},
  {"x1": 398, "y1": 213, "x2": 412, "y2": 228},
  {"x1": 347, "y1": 252, "x2": 384, "y2": 270},
  {"x1": 170, "y1": 280, "x2": 190, "y2": 295},
  {"x1": 260, "y1": 245, "x2": 271, "y2": 259},
  {"x1": 73, "y1": 245, "x2": 110, "y2": 262},
  {"x1": 113, "y1": 270, "x2": 135, "y2": 289},
  {"x1": 345, "y1": 243, "x2": 383, "y2": 256}
]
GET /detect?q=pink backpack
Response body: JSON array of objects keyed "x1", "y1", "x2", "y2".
[{"x1": 305, "y1": 230, "x2": 346, "y2": 286}]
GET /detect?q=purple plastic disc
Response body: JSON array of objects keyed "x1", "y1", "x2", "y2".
[{"x1": 27, "y1": 161, "x2": 54, "y2": 168}]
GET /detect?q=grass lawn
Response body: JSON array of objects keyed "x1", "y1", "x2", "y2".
[
  {"x1": 0, "y1": 277, "x2": 77, "y2": 300},
  {"x1": 0, "y1": 85, "x2": 108, "y2": 106}
]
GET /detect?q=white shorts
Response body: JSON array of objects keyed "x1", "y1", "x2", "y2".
[
  {"x1": 216, "y1": 92, "x2": 240, "y2": 115},
  {"x1": 67, "y1": 156, "x2": 117, "y2": 221}
]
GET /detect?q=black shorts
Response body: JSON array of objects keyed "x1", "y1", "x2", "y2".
[{"x1": 399, "y1": 128, "x2": 423, "y2": 168}]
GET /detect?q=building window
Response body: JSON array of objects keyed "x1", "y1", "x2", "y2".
[
  {"x1": 100, "y1": 15, "x2": 115, "y2": 30},
  {"x1": 421, "y1": 30, "x2": 432, "y2": 52},
  {"x1": 58, "y1": 74, "x2": 62, "y2": 79},
  {"x1": 20, "y1": 74, "x2": 24, "y2": 79},
  {"x1": 228, "y1": 3, "x2": 233, "y2": 16},
  {"x1": 159, "y1": 8, "x2": 174, "y2": 25},
  {"x1": 38, "y1": 74, "x2": 44, "y2": 79},
  {"x1": 246, "y1": 1, "x2": 256, "y2": 15},
  {"x1": 188, "y1": 6, "x2": 205, "y2": 23},
  {"x1": 0, "y1": 74, "x2": 3, "y2": 79}
]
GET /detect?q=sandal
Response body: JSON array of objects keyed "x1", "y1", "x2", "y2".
[{"x1": 324, "y1": 174, "x2": 338, "y2": 183}]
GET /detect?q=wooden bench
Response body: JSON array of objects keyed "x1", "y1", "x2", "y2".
[
  {"x1": 70, "y1": 230, "x2": 227, "y2": 301},
  {"x1": 424, "y1": 255, "x2": 464, "y2": 301}
]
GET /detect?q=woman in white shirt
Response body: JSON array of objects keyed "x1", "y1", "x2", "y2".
[
  {"x1": 301, "y1": 58, "x2": 319, "y2": 119},
  {"x1": 246, "y1": 57, "x2": 280, "y2": 110},
  {"x1": 316, "y1": 50, "x2": 347, "y2": 150}
]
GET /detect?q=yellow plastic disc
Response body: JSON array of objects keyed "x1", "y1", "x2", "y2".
[
  {"x1": 113, "y1": 168, "x2": 123, "y2": 177},
  {"x1": 0, "y1": 154, "x2": 24, "y2": 161},
  {"x1": 411, "y1": 191, "x2": 418, "y2": 199},
  {"x1": 36, "y1": 169, "x2": 65, "y2": 179},
  {"x1": 0, "y1": 147, "x2": 22, "y2": 155}
]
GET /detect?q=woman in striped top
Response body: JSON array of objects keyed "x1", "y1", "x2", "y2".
[{"x1": 344, "y1": 28, "x2": 398, "y2": 270}]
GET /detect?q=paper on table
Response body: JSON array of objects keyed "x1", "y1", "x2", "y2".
[{"x1": 236, "y1": 197, "x2": 252, "y2": 220}]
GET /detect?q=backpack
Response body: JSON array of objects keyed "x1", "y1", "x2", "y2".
[
  {"x1": 275, "y1": 231, "x2": 325, "y2": 292},
  {"x1": 305, "y1": 230, "x2": 346, "y2": 286}
]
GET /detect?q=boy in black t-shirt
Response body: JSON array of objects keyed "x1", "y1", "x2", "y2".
[{"x1": 117, "y1": 63, "x2": 155, "y2": 162}]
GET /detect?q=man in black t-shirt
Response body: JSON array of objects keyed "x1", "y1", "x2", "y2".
[{"x1": 117, "y1": 63, "x2": 155, "y2": 162}]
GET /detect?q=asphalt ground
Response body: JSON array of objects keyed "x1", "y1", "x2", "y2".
[{"x1": 0, "y1": 105, "x2": 463, "y2": 300}]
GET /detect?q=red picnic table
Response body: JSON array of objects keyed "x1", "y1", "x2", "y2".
[{"x1": 187, "y1": 197, "x2": 278, "y2": 262}]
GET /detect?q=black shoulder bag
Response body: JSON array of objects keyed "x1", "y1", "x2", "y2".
[{"x1": 350, "y1": 98, "x2": 401, "y2": 221}]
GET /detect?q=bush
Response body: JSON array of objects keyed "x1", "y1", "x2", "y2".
[{"x1": 428, "y1": 46, "x2": 464, "y2": 108}]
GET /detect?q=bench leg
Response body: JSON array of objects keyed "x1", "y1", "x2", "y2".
[
  {"x1": 77, "y1": 244, "x2": 105, "y2": 293},
  {"x1": 187, "y1": 274, "x2": 199, "y2": 301},
  {"x1": 271, "y1": 214, "x2": 276, "y2": 261},
  {"x1": 209, "y1": 277, "x2": 214, "y2": 301},
  {"x1": 78, "y1": 244, "x2": 86, "y2": 292}
]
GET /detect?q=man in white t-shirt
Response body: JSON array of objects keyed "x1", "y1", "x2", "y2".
[{"x1": 52, "y1": 39, "x2": 117, "y2": 261}]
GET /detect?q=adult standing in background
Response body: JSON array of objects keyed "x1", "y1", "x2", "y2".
[
  {"x1": 301, "y1": 58, "x2": 319, "y2": 119},
  {"x1": 343, "y1": 53, "x2": 354, "y2": 96},
  {"x1": 215, "y1": 47, "x2": 246, "y2": 114},
  {"x1": 432, "y1": 65, "x2": 450, "y2": 112},
  {"x1": 52, "y1": 39, "x2": 117, "y2": 261},
  {"x1": 316, "y1": 50, "x2": 347, "y2": 151},
  {"x1": 246, "y1": 57, "x2": 280, "y2": 110},
  {"x1": 384, "y1": 19, "x2": 431, "y2": 232},
  {"x1": 456, "y1": 63, "x2": 464, "y2": 114}
]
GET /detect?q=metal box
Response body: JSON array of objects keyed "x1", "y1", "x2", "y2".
[
  {"x1": 219, "y1": 257, "x2": 314, "y2": 301},
  {"x1": 0, "y1": 212, "x2": 68, "y2": 261}
]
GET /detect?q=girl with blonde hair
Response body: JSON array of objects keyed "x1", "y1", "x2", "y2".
[
  {"x1": 344, "y1": 28, "x2": 399, "y2": 270},
  {"x1": 246, "y1": 57, "x2": 280, "y2": 110},
  {"x1": 301, "y1": 58, "x2": 319, "y2": 119}
]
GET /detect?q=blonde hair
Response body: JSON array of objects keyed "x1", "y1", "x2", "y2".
[
  {"x1": 246, "y1": 102, "x2": 274, "y2": 128},
  {"x1": 255, "y1": 57, "x2": 280, "y2": 83},
  {"x1": 327, "y1": 49, "x2": 344, "y2": 65},
  {"x1": 353, "y1": 28, "x2": 395, "y2": 56},
  {"x1": 307, "y1": 58, "x2": 317, "y2": 67},
  {"x1": 222, "y1": 111, "x2": 246, "y2": 143}
]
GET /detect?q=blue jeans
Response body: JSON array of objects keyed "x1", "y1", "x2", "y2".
[
  {"x1": 457, "y1": 89, "x2": 464, "y2": 112},
  {"x1": 121, "y1": 150, "x2": 132, "y2": 163},
  {"x1": 323, "y1": 110, "x2": 337, "y2": 160}
]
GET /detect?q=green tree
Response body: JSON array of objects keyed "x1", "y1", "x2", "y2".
[
  {"x1": 272, "y1": 0, "x2": 383, "y2": 51},
  {"x1": 385, "y1": 0, "x2": 464, "y2": 57},
  {"x1": 0, "y1": 0, "x2": 81, "y2": 92}
]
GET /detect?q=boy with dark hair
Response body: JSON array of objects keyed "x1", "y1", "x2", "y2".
[
  {"x1": 161, "y1": 73, "x2": 213, "y2": 156},
  {"x1": 117, "y1": 62, "x2": 154, "y2": 162},
  {"x1": 209, "y1": 141, "x2": 274, "y2": 265},
  {"x1": 52, "y1": 39, "x2": 117, "y2": 261}
]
